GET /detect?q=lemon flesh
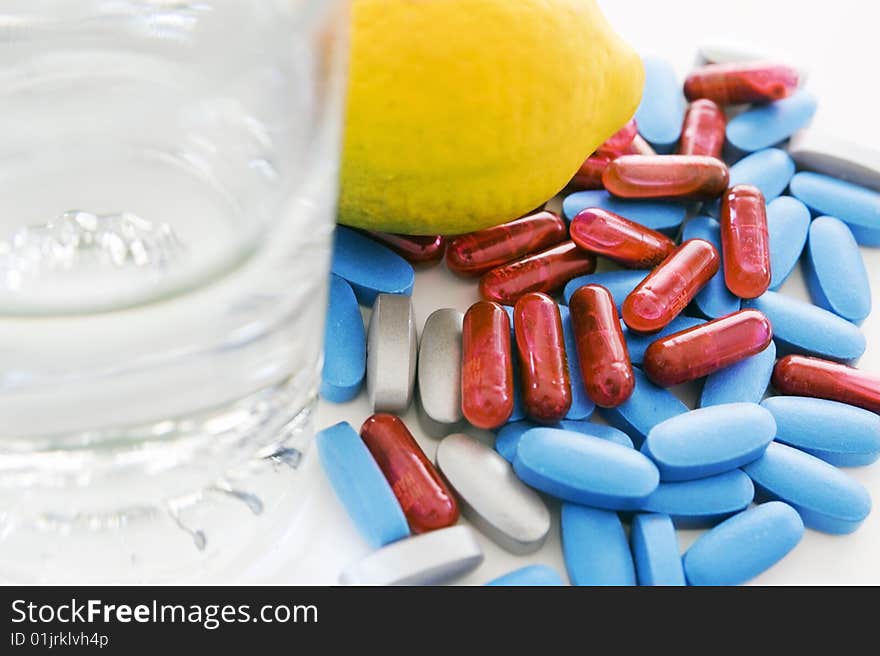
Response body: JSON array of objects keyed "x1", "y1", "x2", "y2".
[{"x1": 340, "y1": 0, "x2": 644, "y2": 235}]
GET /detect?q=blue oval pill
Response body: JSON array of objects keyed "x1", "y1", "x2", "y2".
[
  {"x1": 767, "y1": 196, "x2": 811, "y2": 290},
  {"x1": 562, "y1": 504, "x2": 636, "y2": 586},
  {"x1": 804, "y1": 216, "x2": 871, "y2": 324},
  {"x1": 485, "y1": 565, "x2": 565, "y2": 587},
  {"x1": 638, "y1": 470, "x2": 755, "y2": 528},
  {"x1": 706, "y1": 148, "x2": 796, "y2": 216},
  {"x1": 743, "y1": 441, "x2": 872, "y2": 534},
  {"x1": 761, "y1": 396, "x2": 880, "y2": 467},
  {"x1": 495, "y1": 420, "x2": 631, "y2": 463},
  {"x1": 700, "y1": 341, "x2": 776, "y2": 407},
  {"x1": 631, "y1": 513, "x2": 686, "y2": 586},
  {"x1": 317, "y1": 422, "x2": 410, "y2": 548},
  {"x1": 503, "y1": 306, "x2": 527, "y2": 423},
  {"x1": 625, "y1": 315, "x2": 707, "y2": 366},
  {"x1": 683, "y1": 502, "x2": 804, "y2": 586},
  {"x1": 726, "y1": 89, "x2": 818, "y2": 152},
  {"x1": 514, "y1": 428, "x2": 659, "y2": 510},
  {"x1": 681, "y1": 216, "x2": 741, "y2": 318},
  {"x1": 563, "y1": 190, "x2": 688, "y2": 234},
  {"x1": 331, "y1": 226, "x2": 415, "y2": 305},
  {"x1": 559, "y1": 305, "x2": 598, "y2": 420},
  {"x1": 743, "y1": 291, "x2": 866, "y2": 362},
  {"x1": 789, "y1": 171, "x2": 880, "y2": 246},
  {"x1": 563, "y1": 269, "x2": 649, "y2": 309},
  {"x1": 598, "y1": 368, "x2": 689, "y2": 446},
  {"x1": 642, "y1": 403, "x2": 776, "y2": 481},
  {"x1": 634, "y1": 56, "x2": 686, "y2": 152},
  {"x1": 321, "y1": 275, "x2": 366, "y2": 403}
]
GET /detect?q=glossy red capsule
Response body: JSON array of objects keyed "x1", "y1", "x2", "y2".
[
  {"x1": 569, "y1": 285, "x2": 635, "y2": 407},
  {"x1": 602, "y1": 155, "x2": 730, "y2": 201},
  {"x1": 643, "y1": 309, "x2": 773, "y2": 387},
  {"x1": 595, "y1": 119, "x2": 639, "y2": 158},
  {"x1": 684, "y1": 62, "x2": 800, "y2": 106},
  {"x1": 626, "y1": 133, "x2": 657, "y2": 156},
  {"x1": 570, "y1": 208, "x2": 676, "y2": 268},
  {"x1": 570, "y1": 153, "x2": 612, "y2": 190},
  {"x1": 721, "y1": 184, "x2": 771, "y2": 299},
  {"x1": 367, "y1": 232, "x2": 446, "y2": 265},
  {"x1": 360, "y1": 414, "x2": 459, "y2": 533},
  {"x1": 513, "y1": 293, "x2": 572, "y2": 422},
  {"x1": 479, "y1": 240, "x2": 596, "y2": 306},
  {"x1": 461, "y1": 301, "x2": 515, "y2": 429},
  {"x1": 772, "y1": 355, "x2": 880, "y2": 414},
  {"x1": 446, "y1": 211, "x2": 567, "y2": 277},
  {"x1": 622, "y1": 239, "x2": 720, "y2": 334},
  {"x1": 678, "y1": 99, "x2": 726, "y2": 158}
]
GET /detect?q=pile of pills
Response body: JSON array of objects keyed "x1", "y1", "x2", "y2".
[{"x1": 317, "y1": 46, "x2": 880, "y2": 586}]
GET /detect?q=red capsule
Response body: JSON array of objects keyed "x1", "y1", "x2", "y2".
[
  {"x1": 595, "y1": 119, "x2": 639, "y2": 158},
  {"x1": 367, "y1": 232, "x2": 446, "y2": 265},
  {"x1": 602, "y1": 155, "x2": 730, "y2": 201},
  {"x1": 512, "y1": 293, "x2": 572, "y2": 422},
  {"x1": 461, "y1": 301, "x2": 515, "y2": 429},
  {"x1": 678, "y1": 99, "x2": 726, "y2": 158},
  {"x1": 626, "y1": 133, "x2": 657, "y2": 156},
  {"x1": 721, "y1": 184, "x2": 771, "y2": 299},
  {"x1": 360, "y1": 414, "x2": 459, "y2": 533},
  {"x1": 772, "y1": 355, "x2": 880, "y2": 414},
  {"x1": 643, "y1": 309, "x2": 773, "y2": 387},
  {"x1": 570, "y1": 153, "x2": 612, "y2": 190},
  {"x1": 570, "y1": 208, "x2": 676, "y2": 268},
  {"x1": 446, "y1": 210, "x2": 567, "y2": 277},
  {"x1": 569, "y1": 285, "x2": 635, "y2": 407},
  {"x1": 684, "y1": 62, "x2": 799, "y2": 106},
  {"x1": 479, "y1": 240, "x2": 596, "y2": 306},
  {"x1": 622, "y1": 239, "x2": 720, "y2": 334}
]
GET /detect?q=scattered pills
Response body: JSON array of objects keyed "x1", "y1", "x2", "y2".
[
  {"x1": 622, "y1": 239, "x2": 720, "y2": 334},
  {"x1": 416, "y1": 309, "x2": 464, "y2": 437},
  {"x1": 804, "y1": 216, "x2": 871, "y2": 324},
  {"x1": 561, "y1": 504, "x2": 636, "y2": 586},
  {"x1": 726, "y1": 89, "x2": 817, "y2": 153},
  {"x1": 762, "y1": 396, "x2": 880, "y2": 467},
  {"x1": 317, "y1": 422, "x2": 410, "y2": 548},
  {"x1": 743, "y1": 441, "x2": 872, "y2": 534},
  {"x1": 321, "y1": 274, "x2": 366, "y2": 403},
  {"x1": 436, "y1": 433, "x2": 551, "y2": 554},
  {"x1": 360, "y1": 414, "x2": 459, "y2": 533},
  {"x1": 495, "y1": 420, "x2": 632, "y2": 464},
  {"x1": 744, "y1": 291, "x2": 866, "y2": 362},
  {"x1": 789, "y1": 171, "x2": 880, "y2": 246},
  {"x1": 642, "y1": 402, "x2": 775, "y2": 481},
  {"x1": 624, "y1": 314, "x2": 707, "y2": 366},
  {"x1": 599, "y1": 368, "x2": 689, "y2": 446},
  {"x1": 700, "y1": 341, "x2": 776, "y2": 406},
  {"x1": 366, "y1": 293, "x2": 418, "y2": 413},
  {"x1": 602, "y1": 155, "x2": 730, "y2": 201},
  {"x1": 446, "y1": 211, "x2": 567, "y2": 277},
  {"x1": 683, "y1": 502, "x2": 804, "y2": 586},
  {"x1": 562, "y1": 190, "x2": 689, "y2": 234},
  {"x1": 462, "y1": 302, "x2": 515, "y2": 429},
  {"x1": 788, "y1": 130, "x2": 880, "y2": 193},
  {"x1": 684, "y1": 62, "x2": 798, "y2": 105},
  {"x1": 638, "y1": 469, "x2": 755, "y2": 528},
  {"x1": 485, "y1": 565, "x2": 565, "y2": 587},
  {"x1": 339, "y1": 525, "x2": 484, "y2": 586},
  {"x1": 678, "y1": 99, "x2": 726, "y2": 158},
  {"x1": 680, "y1": 216, "x2": 741, "y2": 318},
  {"x1": 772, "y1": 355, "x2": 880, "y2": 414},
  {"x1": 367, "y1": 232, "x2": 446, "y2": 265},
  {"x1": 569, "y1": 208, "x2": 675, "y2": 268},
  {"x1": 766, "y1": 196, "x2": 811, "y2": 290},
  {"x1": 708, "y1": 148, "x2": 794, "y2": 215},
  {"x1": 513, "y1": 428, "x2": 659, "y2": 510},
  {"x1": 720, "y1": 185, "x2": 771, "y2": 299},
  {"x1": 630, "y1": 513, "x2": 686, "y2": 586},
  {"x1": 635, "y1": 56, "x2": 686, "y2": 152},
  {"x1": 479, "y1": 240, "x2": 596, "y2": 306},
  {"x1": 331, "y1": 226, "x2": 415, "y2": 305},
  {"x1": 563, "y1": 269, "x2": 649, "y2": 310}
]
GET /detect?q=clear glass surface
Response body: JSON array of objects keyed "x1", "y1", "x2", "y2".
[{"x1": 0, "y1": 0, "x2": 349, "y2": 582}]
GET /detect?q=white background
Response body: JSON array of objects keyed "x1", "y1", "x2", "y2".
[{"x1": 286, "y1": 0, "x2": 880, "y2": 585}]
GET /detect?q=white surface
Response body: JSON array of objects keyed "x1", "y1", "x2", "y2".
[{"x1": 296, "y1": 0, "x2": 880, "y2": 585}]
